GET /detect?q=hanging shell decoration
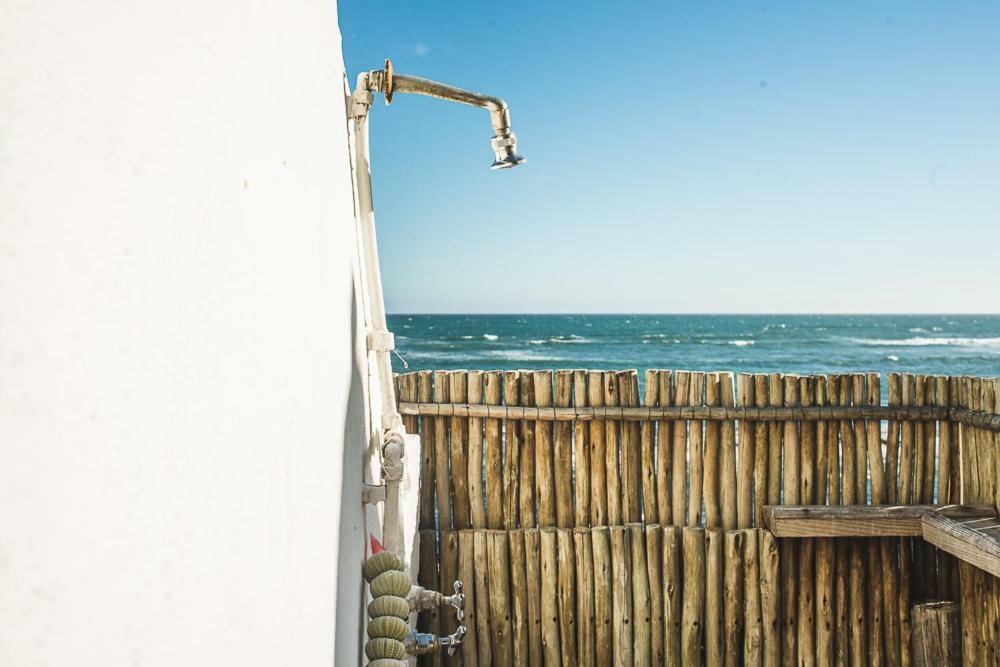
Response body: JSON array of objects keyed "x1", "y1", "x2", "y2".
[
  {"x1": 363, "y1": 551, "x2": 405, "y2": 583},
  {"x1": 366, "y1": 615, "x2": 410, "y2": 642},
  {"x1": 369, "y1": 569, "x2": 411, "y2": 598},
  {"x1": 367, "y1": 595, "x2": 410, "y2": 620},
  {"x1": 365, "y1": 637, "x2": 406, "y2": 661}
]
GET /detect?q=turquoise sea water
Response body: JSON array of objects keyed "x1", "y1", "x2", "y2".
[{"x1": 389, "y1": 314, "x2": 1000, "y2": 382}]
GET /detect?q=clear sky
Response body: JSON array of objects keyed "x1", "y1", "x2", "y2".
[{"x1": 340, "y1": 2, "x2": 999, "y2": 314}]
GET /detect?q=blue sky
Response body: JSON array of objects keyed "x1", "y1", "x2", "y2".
[{"x1": 340, "y1": 2, "x2": 1000, "y2": 313}]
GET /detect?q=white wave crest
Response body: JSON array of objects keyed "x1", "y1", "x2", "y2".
[
  {"x1": 853, "y1": 336, "x2": 1000, "y2": 348},
  {"x1": 728, "y1": 340, "x2": 755, "y2": 347},
  {"x1": 483, "y1": 334, "x2": 498, "y2": 341}
]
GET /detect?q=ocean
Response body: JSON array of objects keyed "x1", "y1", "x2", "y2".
[{"x1": 388, "y1": 315, "x2": 1000, "y2": 384}]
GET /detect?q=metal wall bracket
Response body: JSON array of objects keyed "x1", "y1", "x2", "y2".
[{"x1": 362, "y1": 483, "x2": 386, "y2": 505}]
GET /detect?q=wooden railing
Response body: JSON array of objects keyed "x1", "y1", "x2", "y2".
[{"x1": 396, "y1": 369, "x2": 999, "y2": 666}]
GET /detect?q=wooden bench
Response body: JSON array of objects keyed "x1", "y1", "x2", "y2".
[
  {"x1": 762, "y1": 504, "x2": 996, "y2": 538},
  {"x1": 922, "y1": 512, "x2": 1000, "y2": 578}
]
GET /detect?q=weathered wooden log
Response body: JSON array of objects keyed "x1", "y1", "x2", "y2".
[
  {"x1": 743, "y1": 529, "x2": 763, "y2": 667},
  {"x1": 672, "y1": 371, "x2": 692, "y2": 526},
  {"x1": 656, "y1": 371, "x2": 674, "y2": 526},
  {"x1": 483, "y1": 371, "x2": 503, "y2": 529},
  {"x1": 540, "y1": 528, "x2": 561, "y2": 665},
  {"x1": 620, "y1": 371, "x2": 642, "y2": 524},
  {"x1": 706, "y1": 528, "x2": 724, "y2": 667},
  {"x1": 910, "y1": 601, "x2": 960, "y2": 667},
  {"x1": 720, "y1": 373, "x2": 738, "y2": 531},
  {"x1": 645, "y1": 524, "x2": 665, "y2": 665},
  {"x1": 472, "y1": 530, "x2": 493, "y2": 666},
  {"x1": 457, "y1": 530, "x2": 479, "y2": 667},
  {"x1": 688, "y1": 373, "x2": 706, "y2": 527},
  {"x1": 486, "y1": 530, "x2": 513, "y2": 667},
  {"x1": 630, "y1": 523, "x2": 651, "y2": 667},
  {"x1": 574, "y1": 528, "x2": 596, "y2": 667},
  {"x1": 553, "y1": 370, "x2": 574, "y2": 528},
  {"x1": 502, "y1": 371, "x2": 520, "y2": 530},
  {"x1": 723, "y1": 530, "x2": 745, "y2": 667},
  {"x1": 705, "y1": 373, "x2": 722, "y2": 530},
  {"x1": 524, "y1": 529, "x2": 543, "y2": 667},
  {"x1": 736, "y1": 373, "x2": 755, "y2": 529},
  {"x1": 534, "y1": 371, "x2": 554, "y2": 528},
  {"x1": 641, "y1": 370, "x2": 660, "y2": 525},
  {"x1": 507, "y1": 530, "x2": 529, "y2": 667},
  {"x1": 663, "y1": 525, "x2": 683, "y2": 666},
  {"x1": 611, "y1": 525, "x2": 634, "y2": 667},
  {"x1": 605, "y1": 373, "x2": 622, "y2": 526},
  {"x1": 467, "y1": 371, "x2": 486, "y2": 529},
  {"x1": 449, "y1": 371, "x2": 471, "y2": 530},
  {"x1": 760, "y1": 529, "x2": 780, "y2": 667},
  {"x1": 556, "y1": 528, "x2": 577, "y2": 666},
  {"x1": 588, "y1": 370, "x2": 608, "y2": 526},
  {"x1": 682, "y1": 527, "x2": 706, "y2": 666},
  {"x1": 573, "y1": 370, "x2": 591, "y2": 527},
  {"x1": 592, "y1": 526, "x2": 613, "y2": 666}
]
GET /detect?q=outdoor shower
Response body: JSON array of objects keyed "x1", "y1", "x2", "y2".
[{"x1": 349, "y1": 59, "x2": 524, "y2": 661}]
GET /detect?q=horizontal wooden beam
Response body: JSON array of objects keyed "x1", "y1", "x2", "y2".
[
  {"x1": 762, "y1": 504, "x2": 996, "y2": 538},
  {"x1": 921, "y1": 512, "x2": 1000, "y2": 579},
  {"x1": 397, "y1": 402, "x2": 954, "y2": 423}
]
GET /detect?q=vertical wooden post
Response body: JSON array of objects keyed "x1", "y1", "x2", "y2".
[
  {"x1": 642, "y1": 370, "x2": 660, "y2": 525},
  {"x1": 766, "y1": 374, "x2": 783, "y2": 511},
  {"x1": 646, "y1": 524, "x2": 665, "y2": 665},
  {"x1": 605, "y1": 373, "x2": 622, "y2": 526},
  {"x1": 682, "y1": 527, "x2": 706, "y2": 666},
  {"x1": 620, "y1": 370, "x2": 642, "y2": 524},
  {"x1": 486, "y1": 530, "x2": 513, "y2": 667},
  {"x1": 483, "y1": 371, "x2": 503, "y2": 529},
  {"x1": 473, "y1": 531, "x2": 493, "y2": 666},
  {"x1": 815, "y1": 537, "x2": 834, "y2": 667},
  {"x1": 781, "y1": 378, "x2": 800, "y2": 667},
  {"x1": 724, "y1": 530, "x2": 745, "y2": 667},
  {"x1": 760, "y1": 529, "x2": 781, "y2": 667},
  {"x1": 574, "y1": 528, "x2": 596, "y2": 667},
  {"x1": 573, "y1": 370, "x2": 591, "y2": 528},
  {"x1": 754, "y1": 374, "x2": 771, "y2": 527},
  {"x1": 524, "y1": 529, "x2": 543, "y2": 667},
  {"x1": 663, "y1": 525, "x2": 683, "y2": 666},
  {"x1": 439, "y1": 531, "x2": 461, "y2": 645},
  {"x1": 672, "y1": 371, "x2": 692, "y2": 527},
  {"x1": 508, "y1": 530, "x2": 529, "y2": 667},
  {"x1": 553, "y1": 370, "x2": 575, "y2": 528},
  {"x1": 592, "y1": 526, "x2": 613, "y2": 667},
  {"x1": 706, "y1": 528, "x2": 724, "y2": 667},
  {"x1": 743, "y1": 529, "x2": 763, "y2": 667},
  {"x1": 458, "y1": 530, "x2": 479, "y2": 667},
  {"x1": 910, "y1": 601, "x2": 960, "y2": 667},
  {"x1": 611, "y1": 525, "x2": 634, "y2": 667},
  {"x1": 433, "y1": 370, "x2": 453, "y2": 530},
  {"x1": 556, "y1": 528, "x2": 577, "y2": 666},
  {"x1": 797, "y1": 378, "x2": 816, "y2": 667},
  {"x1": 688, "y1": 373, "x2": 706, "y2": 526},
  {"x1": 588, "y1": 371, "x2": 608, "y2": 527},
  {"x1": 418, "y1": 529, "x2": 443, "y2": 667},
  {"x1": 450, "y1": 372, "x2": 471, "y2": 530},
  {"x1": 502, "y1": 371, "x2": 520, "y2": 530},
  {"x1": 720, "y1": 373, "x2": 738, "y2": 531},
  {"x1": 657, "y1": 371, "x2": 674, "y2": 526},
  {"x1": 534, "y1": 371, "x2": 554, "y2": 528},
  {"x1": 704, "y1": 373, "x2": 722, "y2": 529},
  {"x1": 737, "y1": 373, "x2": 756, "y2": 529},
  {"x1": 467, "y1": 371, "x2": 486, "y2": 529},
  {"x1": 630, "y1": 523, "x2": 651, "y2": 667}
]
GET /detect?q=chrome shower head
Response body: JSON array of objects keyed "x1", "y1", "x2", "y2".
[
  {"x1": 490, "y1": 128, "x2": 526, "y2": 170},
  {"x1": 353, "y1": 61, "x2": 525, "y2": 171}
]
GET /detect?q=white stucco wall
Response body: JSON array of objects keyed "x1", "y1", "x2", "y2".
[{"x1": 0, "y1": 1, "x2": 369, "y2": 664}]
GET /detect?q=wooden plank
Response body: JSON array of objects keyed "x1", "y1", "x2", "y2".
[
  {"x1": 815, "y1": 537, "x2": 834, "y2": 667},
  {"x1": 721, "y1": 373, "x2": 738, "y2": 531},
  {"x1": 418, "y1": 529, "x2": 442, "y2": 667},
  {"x1": 762, "y1": 505, "x2": 995, "y2": 538},
  {"x1": 754, "y1": 374, "x2": 770, "y2": 527},
  {"x1": 656, "y1": 371, "x2": 674, "y2": 527},
  {"x1": 573, "y1": 370, "x2": 591, "y2": 527},
  {"x1": 592, "y1": 526, "x2": 613, "y2": 667},
  {"x1": 517, "y1": 372, "x2": 535, "y2": 531},
  {"x1": 797, "y1": 378, "x2": 816, "y2": 667},
  {"x1": 681, "y1": 527, "x2": 706, "y2": 666},
  {"x1": 780, "y1": 378, "x2": 800, "y2": 667},
  {"x1": 439, "y1": 531, "x2": 461, "y2": 644},
  {"x1": 766, "y1": 374, "x2": 783, "y2": 511},
  {"x1": 588, "y1": 371, "x2": 608, "y2": 527},
  {"x1": 554, "y1": 371, "x2": 574, "y2": 528},
  {"x1": 574, "y1": 528, "x2": 596, "y2": 667},
  {"x1": 921, "y1": 513, "x2": 1000, "y2": 578},
  {"x1": 880, "y1": 538, "x2": 901, "y2": 667}
]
